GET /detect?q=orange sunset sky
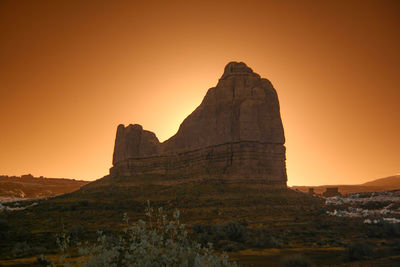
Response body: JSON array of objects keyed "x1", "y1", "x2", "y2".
[{"x1": 0, "y1": 0, "x2": 399, "y2": 186}]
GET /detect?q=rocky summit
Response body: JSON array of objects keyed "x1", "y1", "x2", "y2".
[{"x1": 110, "y1": 62, "x2": 287, "y2": 186}]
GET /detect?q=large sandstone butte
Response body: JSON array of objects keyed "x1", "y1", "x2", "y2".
[{"x1": 110, "y1": 62, "x2": 287, "y2": 186}]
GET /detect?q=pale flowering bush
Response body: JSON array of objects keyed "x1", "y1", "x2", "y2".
[{"x1": 49, "y1": 201, "x2": 237, "y2": 267}]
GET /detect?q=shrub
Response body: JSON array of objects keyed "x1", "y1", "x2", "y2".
[
  {"x1": 365, "y1": 225, "x2": 383, "y2": 238},
  {"x1": 281, "y1": 254, "x2": 312, "y2": 267},
  {"x1": 224, "y1": 221, "x2": 247, "y2": 243},
  {"x1": 70, "y1": 225, "x2": 84, "y2": 235},
  {"x1": 389, "y1": 240, "x2": 400, "y2": 250},
  {"x1": 12, "y1": 242, "x2": 31, "y2": 258},
  {"x1": 0, "y1": 218, "x2": 9, "y2": 232},
  {"x1": 215, "y1": 240, "x2": 243, "y2": 252},
  {"x1": 193, "y1": 221, "x2": 248, "y2": 249},
  {"x1": 36, "y1": 254, "x2": 52, "y2": 265},
  {"x1": 16, "y1": 229, "x2": 31, "y2": 242},
  {"x1": 53, "y1": 201, "x2": 237, "y2": 266},
  {"x1": 346, "y1": 241, "x2": 373, "y2": 261},
  {"x1": 12, "y1": 242, "x2": 47, "y2": 258},
  {"x1": 0, "y1": 218, "x2": 9, "y2": 239},
  {"x1": 78, "y1": 200, "x2": 89, "y2": 207},
  {"x1": 248, "y1": 228, "x2": 281, "y2": 248},
  {"x1": 383, "y1": 222, "x2": 400, "y2": 237},
  {"x1": 69, "y1": 225, "x2": 85, "y2": 242}
]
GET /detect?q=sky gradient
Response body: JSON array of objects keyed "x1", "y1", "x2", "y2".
[{"x1": 0, "y1": 0, "x2": 399, "y2": 185}]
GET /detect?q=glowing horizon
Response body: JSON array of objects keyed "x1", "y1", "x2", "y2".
[{"x1": 0, "y1": 0, "x2": 399, "y2": 186}]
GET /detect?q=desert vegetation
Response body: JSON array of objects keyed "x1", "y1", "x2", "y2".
[
  {"x1": 1, "y1": 182, "x2": 400, "y2": 266},
  {"x1": 39, "y1": 202, "x2": 238, "y2": 266}
]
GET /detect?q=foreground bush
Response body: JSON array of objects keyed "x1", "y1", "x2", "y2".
[{"x1": 51, "y1": 201, "x2": 237, "y2": 266}]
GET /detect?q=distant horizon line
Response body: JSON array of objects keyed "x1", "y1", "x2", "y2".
[{"x1": 1, "y1": 172, "x2": 399, "y2": 187}]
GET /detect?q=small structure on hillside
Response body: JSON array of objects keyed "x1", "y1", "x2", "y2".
[
  {"x1": 308, "y1": 188, "x2": 315, "y2": 195},
  {"x1": 323, "y1": 187, "x2": 340, "y2": 197}
]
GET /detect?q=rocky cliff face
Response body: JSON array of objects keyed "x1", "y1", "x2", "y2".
[{"x1": 110, "y1": 62, "x2": 287, "y2": 185}]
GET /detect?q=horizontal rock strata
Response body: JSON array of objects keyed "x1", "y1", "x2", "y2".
[{"x1": 111, "y1": 141, "x2": 285, "y2": 184}]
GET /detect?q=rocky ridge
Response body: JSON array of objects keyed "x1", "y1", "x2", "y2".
[{"x1": 110, "y1": 62, "x2": 287, "y2": 185}]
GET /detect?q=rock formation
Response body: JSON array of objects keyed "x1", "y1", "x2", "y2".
[{"x1": 110, "y1": 62, "x2": 287, "y2": 186}]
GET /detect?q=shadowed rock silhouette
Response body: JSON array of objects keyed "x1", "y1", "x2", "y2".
[{"x1": 110, "y1": 62, "x2": 287, "y2": 186}]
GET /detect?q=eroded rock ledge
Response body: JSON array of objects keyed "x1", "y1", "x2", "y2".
[{"x1": 110, "y1": 62, "x2": 287, "y2": 186}]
